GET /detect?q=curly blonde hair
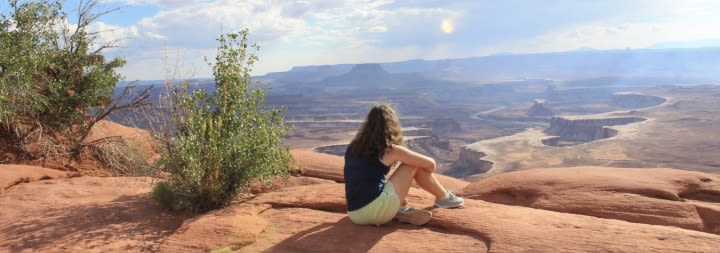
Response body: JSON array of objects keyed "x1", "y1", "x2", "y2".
[{"x1": 350, "y1": 104, "x2": 404, "y2": 159}]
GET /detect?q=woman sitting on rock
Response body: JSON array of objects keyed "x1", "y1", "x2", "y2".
[{"x1": 344, "y1": 104, "x2": 464, "y2": 226}]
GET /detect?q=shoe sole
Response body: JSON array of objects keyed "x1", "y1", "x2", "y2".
[
  {"x1": 395, "y1": 209, "x2": 432, "y2": 226},
  {"x1": 434, "y1": 201, "x2": 465, "y2": 209}
]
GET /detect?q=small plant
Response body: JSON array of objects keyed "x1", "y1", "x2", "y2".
[
  {"x1": 89, "y1": 137, "x2": 153, "y2": 176},
  {"x1": 153, "y1": 29, "x2": 291, "y2": 214},
  {"x1": 152, "y1": 181, "x2": 177, "y2": 209}
]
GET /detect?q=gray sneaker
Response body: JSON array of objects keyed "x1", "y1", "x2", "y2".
[
  {"x1": 395, "y1": 207, "x2": 432, "y2": 226},
  {"x1": 434, "y1": 190, "x2": 464, "y2": 208}
]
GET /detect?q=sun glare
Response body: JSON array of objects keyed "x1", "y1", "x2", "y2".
[{"x1": 441, "y1": 18, "x2": 454, "y2": 34}]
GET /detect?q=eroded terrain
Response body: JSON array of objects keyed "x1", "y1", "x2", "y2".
[
  {"x1": 272, "y1": 64, "x2": 718, "y2": 179},
  {"x1": 106, "y1": 63, "x2": 719, "y2": 180},
  {"x1": 462, "y1": 85, "x2": 720, "y2": 180}
]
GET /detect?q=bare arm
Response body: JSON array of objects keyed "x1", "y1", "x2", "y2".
[{"x1": 382, "y1": 145, "x2": 436, "y2": 172}]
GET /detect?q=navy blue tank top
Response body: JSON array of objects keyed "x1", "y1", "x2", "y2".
[{"x1": 344, "y1": 145, "x2": 391, "y2": 211}]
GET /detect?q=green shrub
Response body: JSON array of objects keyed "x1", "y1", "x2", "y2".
[
  {"x1": 152, "y1": 181, "x2": 178, "y2": 210},
  {"x1": 153, "y1": 29, "x2": 291, "y2": 214},
  {"x1": 0, "y1": 0, "x2": 146, "y2": 164},
  {"x1": 1, "y1": 0, "x2": 124, "y2": 127}
]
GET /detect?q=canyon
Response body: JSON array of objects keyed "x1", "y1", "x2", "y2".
[
  {"x1": 272, "y1": 68, "x2": 717, "y2": 180},
  {"x1": 455, "y1": 85, "x2": 720, "y2": 180},
  {"x1": 3, "y1": 47, "x2": 720, "y2": 252},
  {"x1": 108, "y1": 59, "x2": 720, "y2": 182}
]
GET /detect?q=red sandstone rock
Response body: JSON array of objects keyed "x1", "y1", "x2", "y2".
[
  {"x1": 0, "y1": 176, "x2": 183, "y2": 252},
  {"x1": 463, "y1": 166, "x2": 720, "y2": 234},
  {"x1": 2, "y1": 151, "x2": 720, "y2": 252},
  {"x1": 250, "y1": 176, "x2": 336, "y2": 194},
  {"x1": 87, "y1": 120, "x2": 159, "y2": 164},
  {"x1": 0, "y1": 165, "x2": 73, "y2": 192},
  {"x1": 158, "y1": 204, "x2": 271, "y2": 252},
  {"x1": 164, "y1": 182, "x2": 720, "y2": 253},
  {"x1": 291, "y1": 149, "x2": 345, "y2": 182}
]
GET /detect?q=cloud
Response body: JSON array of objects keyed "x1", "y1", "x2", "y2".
[
  {"x1": 99, "y1": 0, "x2": 322, "y2": 49},
  {"x1": 369, "y1": 25, "x2": 389, "y2": 33},
  {"x1": 98, "y1": 0, "x2": 205, "y2": 9},
  {"x1": 94, "y1": 1, "x2": 315, "y2": 79},
  {"x1": 278, "y1": 0, "x2": 343, "y2": 18},
  {"x1": 80, "y1": 0, "x2": 720, "y2": 79},
  {"x1": 476, "y1": 19, "x2": 720, "y2": 55}
]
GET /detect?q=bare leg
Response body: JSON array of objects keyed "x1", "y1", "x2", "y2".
[
  {"x1": 413, "y1": 169, "x2": 446, "y2": 198},
  {"x1": 388, "y1": 163, "x2": 417, "y2": 201}
]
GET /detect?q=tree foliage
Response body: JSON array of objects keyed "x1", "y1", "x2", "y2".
[
  {"x1": 153, "y1": 29, "x2": 291, "y2": 214},
  {"x1": 0, "y1": 0, "x2": 149, "y2": 164}
]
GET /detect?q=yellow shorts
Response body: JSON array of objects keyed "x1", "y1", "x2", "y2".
[{"x1": 347, "y1": 181, "x2": 401, "y2": 225}]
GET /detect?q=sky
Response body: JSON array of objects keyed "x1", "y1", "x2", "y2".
[{"x1": 4, "y1": 0, "x2": 720, "y2": 80}]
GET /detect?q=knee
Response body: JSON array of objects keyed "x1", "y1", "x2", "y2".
[
  {"x1": 411, "y1": 165, "x2": 434, "y2": 175},
  {"x1": 397, "y1": 163, "x2": 418, "y2": 175}
]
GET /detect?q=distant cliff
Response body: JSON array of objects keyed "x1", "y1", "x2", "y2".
[
  {"x1": 612, "y1": 93, "x2": 667, "y2": 109},
  {"x1": 312, "y1": 63, "x2": 425, "y2": 92},
  {"x1": 527, "y1": 99, "x2": 554, "y2": 117},
  {"x1": 428, "y1": 118, "x2": 462, "y2": 136},
  {"x1": 321, "y1": 63, "x2": 391, "y2": 85},
  {"x1": 445, "y1": 148, "x2": 493, "y2": 178},
  {"x1": 260, "y1": 47, "x2": 720, "y2": 86},
  {"x1": 543, "y1": 116, "x2": 646, "y2": 146}
]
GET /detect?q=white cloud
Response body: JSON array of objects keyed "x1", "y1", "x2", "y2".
[
  {"x1": 369, "y1": 25, "x2": 388, "y2": 33},
  {"x1": 85, "y1": 0, "x2": 720, "y2": 80},
  {"x1": 98, "y1": 0, "x2": 205, "y2": 8},
  {"x1": 475, "y1": 18, "x2": 720, "y2": 56},
  {"x1": 92, "y1": 0, "x2": 464, "y2": 79},
  {"x1": 145, "y1": 31, "x2": 167, "y2": 40}
]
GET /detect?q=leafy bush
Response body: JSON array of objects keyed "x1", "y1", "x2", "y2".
[
  {"x1": 153, "y1": 29, "x2": 291, "y2": 214},
  {"x1": 0, "y1": 0, "x2": 150, "y2": 169},
  {"x1": 1, "y1": 0, "x2": 124, "y2": 128}
]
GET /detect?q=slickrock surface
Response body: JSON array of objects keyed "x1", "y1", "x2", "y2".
[
  {"x1": 0, "y1": 165, "x2": 74, "y2": 192},
  {"x1": 160, "y1": 182, "x2": 720, "y2": 252},
  {"x1": 2, "y1": 151, "x2": 719, "y2": 252},
  {"x1": 463, "y1": 166, "x2": 720, "y2": 234},
  {"x1": 0, "y1": 176, "x2": 183, "y2": 252},
  {"x1": 87, "y1": 120, "x2": 159, "y2": 164}
]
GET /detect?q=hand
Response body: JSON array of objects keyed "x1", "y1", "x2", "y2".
[{"x1": 401, "y1": 197, "x2": 408, "y2": 206}]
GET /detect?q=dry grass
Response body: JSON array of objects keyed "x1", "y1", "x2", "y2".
[{"x1": 87, "y1": 136, "x2": 154, "y2": 176}]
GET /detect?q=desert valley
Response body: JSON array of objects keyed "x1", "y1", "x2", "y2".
[
  {"x1": 272, "y1": 48, "x2": 720, "y2": 179},
  {"x1": 3, "y1": 47, "x2": 720, "y2": 252}
]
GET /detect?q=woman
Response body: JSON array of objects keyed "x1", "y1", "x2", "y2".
[{"x1": 344, "y1": 104, "x2": 464, "y2": 226}]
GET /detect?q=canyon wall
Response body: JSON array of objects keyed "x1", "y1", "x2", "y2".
[
  {"x1": 543, "y1": 116, "x2": 646, "y2": 146},
  {"x1": 612, "y1": 93, "x2": 667, "y2": 109},
  {"x1": 445, "y1": 148, "x2": 493, "y2": 179}
]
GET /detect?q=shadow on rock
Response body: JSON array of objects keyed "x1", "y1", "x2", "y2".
[
  {"x1": 270, "y1": 217, "x2": 405, "y2": 252},
  {"x1": 0, "y1": 194, "x2": 182, "y2": 252}
]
